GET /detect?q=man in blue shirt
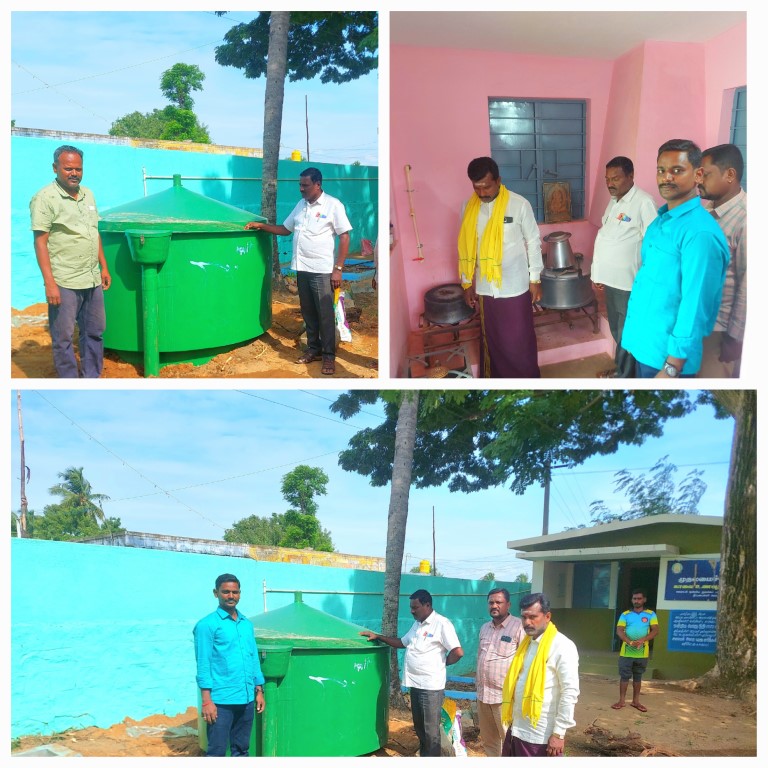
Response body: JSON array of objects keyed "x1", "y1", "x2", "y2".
[
  {"x1": 194, "y1": 573, "x2": 265, "y2": 756},
  {"x1": 622, "y1": 139, "x2": 729, "y2": 377}
]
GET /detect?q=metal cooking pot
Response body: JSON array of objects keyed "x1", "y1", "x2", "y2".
[
  {"x1": 539, "y1": 263, "x2": 594, "y2": 310},
  {"x1": 544, "y1": 231, "x2": 576, "y2": 270},
  {"x1": 423, "y1": 283, "x2": 475, "y2": 325}
]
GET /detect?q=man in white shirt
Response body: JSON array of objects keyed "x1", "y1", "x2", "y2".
[
  {"x1": 458, "y1": 156, "x2": 544, "y2": 378},
  {"x1": 246, "y1": 167, "x2": 351, "y2": 376},
  {"x1": 501, "y1": 592, "x2": 579, "y2": 757},
  {"x1": 360, "y1": 589, "x2": 464, "y2": 756},
  {"x1": 591, "y1": 156, "x2": 658, "y2": 378},
  {"x1": 476, "y1": 588, "x2": 524, "y2": 756}
]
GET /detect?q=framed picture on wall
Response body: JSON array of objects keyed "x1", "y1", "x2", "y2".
[{"x1": 543, "y1": 181, "x2": 572, "y2": 223}]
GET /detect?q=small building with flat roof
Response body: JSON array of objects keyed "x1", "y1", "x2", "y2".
[{"x1": 507, "y1": 514, "x2": 722, "y2": 679}]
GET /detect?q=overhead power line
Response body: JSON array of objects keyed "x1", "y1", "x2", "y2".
[{"x1": 12, "y1": 40, "x2": 223, "y2": 96}]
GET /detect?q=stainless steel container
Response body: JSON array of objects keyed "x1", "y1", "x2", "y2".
[
  {"x1": 539, "y1": 263, "x2": 594, "y2": 309},
  {"x1": 543, "y1": 231, "x2": 576, "y2": 269}
]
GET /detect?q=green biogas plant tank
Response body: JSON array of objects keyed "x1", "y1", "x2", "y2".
[
  {"x1": 98, "y1": 176, "x2": 271, "y2": 373},
  {"x1": 197, "y1": 592, "x2": 390, "y2": 757}
]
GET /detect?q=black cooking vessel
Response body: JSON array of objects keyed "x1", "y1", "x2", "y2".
[{"x1": 423, "y1": 283, "x2": 476, "y2": 325}]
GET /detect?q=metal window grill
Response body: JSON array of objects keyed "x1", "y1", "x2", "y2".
[
  {"x1": 729, "y1": 86, "x2": 747, "y2": 191},
  {"x1": 489, "y1": 98, "x2": 587, "y2": 222}
]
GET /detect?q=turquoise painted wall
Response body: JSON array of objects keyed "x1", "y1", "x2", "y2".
[
  {"x1": 11, "y1": 135, "x2": 378, "y2": 309},
  {"x1": 11, "y1": 538, "x2": 527, "y2": 738}
]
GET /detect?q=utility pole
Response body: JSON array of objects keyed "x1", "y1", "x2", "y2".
[
  {"x1": 542, "y1": 461, "x2": 568, "y2": 535},
  {"x1": 431, "y1": 506, "x2": 436, "y2": 576},
  {"x1": 17, "y1": 390, "x2": 29, "y2": 538}
]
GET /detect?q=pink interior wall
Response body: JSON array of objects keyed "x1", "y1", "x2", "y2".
[
  {"x1": 632, "y1": 40, "x2": 708, "y2": 183},
  {"x1": 703, "y1": 21, "x2": 747, "y2": 146},
  {"x1": 390, "y1": 27, "x2": 746, "y2": 377},
  {"x1": 590, "y1": 45, "x2": 654, "y2": 226},
  {"x1": 389, "y1": 45, "x2": 611, "y2": 375}
]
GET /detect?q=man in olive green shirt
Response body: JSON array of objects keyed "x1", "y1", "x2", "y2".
[{"x1": 30, "y1": 145, "x2": 111, "y2": 377}]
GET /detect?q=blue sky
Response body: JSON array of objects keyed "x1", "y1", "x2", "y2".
[
  {"x1": 10, "y1": 11, "x2": 378, "y2": 165},
  {"x1": 9, "y1": 389, "x2": 734, "y2": 582}
]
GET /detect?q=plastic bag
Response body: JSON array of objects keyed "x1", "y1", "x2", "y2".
[
  {"x1": 450, "y1": 709, "x2": 467, "y2": 756},
  {"x1": 334, "y1": 289, "x2": 352, "y2": 342},
  {"x1": 440, "y1": 699, "x2": 467, "y2": 757}
]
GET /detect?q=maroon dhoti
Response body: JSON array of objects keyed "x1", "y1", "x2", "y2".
[
  {"x1": 502, "y1": 729, "x2": 557, "y2": 757},
  {"x1": 479, "y1": 293, "x2": 540, "y2": 378}
]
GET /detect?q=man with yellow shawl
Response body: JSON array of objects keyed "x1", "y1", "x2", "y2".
[
  {"x1": 500, "y1": 593, "x2": 579, "y2": 757},
  {"x1": 458, "y1": 157, "x2": 544, "y2": 377}
]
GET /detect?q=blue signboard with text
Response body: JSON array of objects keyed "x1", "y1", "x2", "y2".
[
  {"x1": 668, "y1": 610, "x2": 717, "y2": 653},
  {"x1": 664, "y1": 559, "x2": 720, "y2": 601}
]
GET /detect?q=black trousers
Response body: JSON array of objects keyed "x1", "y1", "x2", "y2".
[
  {"x1": 297, "y1": 271, "x2": 336, "y2": 359},
  {"x1": 604, "y1": 285, "x2": 635, "y2": 378}
]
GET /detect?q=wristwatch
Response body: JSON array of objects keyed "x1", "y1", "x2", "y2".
[
  {"x1": 663, "y1": 361, "x2": 680, "y2": 377},
  {"x1": 333, "y1": 265, "x2": 342, "y2": 271}
]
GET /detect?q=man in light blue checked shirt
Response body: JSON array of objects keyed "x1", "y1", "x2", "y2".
[{"x1": 194, "y1": 573, "x2": 265, "y2": 756}]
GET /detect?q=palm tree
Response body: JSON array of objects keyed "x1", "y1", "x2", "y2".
[{"x1": 48, "y1": 467, "x2": 110, "y2": 524}]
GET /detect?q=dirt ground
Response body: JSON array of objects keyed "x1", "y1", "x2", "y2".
[
  {"x1": 10, "y1": 283, "x2": 378, "y2": 379},
  {"x1": 11, "y1": 674, "x2": 756, "y2": 757}
]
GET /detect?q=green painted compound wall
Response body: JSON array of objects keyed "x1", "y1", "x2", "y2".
[
  {"x1": 554, "y1": 608, "x2": 617, "y2": 651},
  {"x1": 11, "y1": 538, "x2": 527, "y2": 739},
  {"x1": 11, "y1": 133, "x2": 378, "y2": 309}
]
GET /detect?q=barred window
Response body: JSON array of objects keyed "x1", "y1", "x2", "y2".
[
  {"x1": 729, "y1": 86, "x2": 747, "y2": 190},
  {"x1": 489, "y1": 98, "x2": 586, "y2": 222}
]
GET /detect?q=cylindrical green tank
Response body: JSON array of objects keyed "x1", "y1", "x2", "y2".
[
  {"x1": 98, "y1": 176, "x2": 270, "y2": 371},
  {"x1": 196, "y1": 592, "x2": 389, "y2": 757}
]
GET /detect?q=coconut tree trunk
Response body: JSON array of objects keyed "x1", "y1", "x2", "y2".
[
  {"x1": 261, "y1": 11, "x2": 290, "y2": 281},
  {"x1": 382, "y1": 390, "x2": 419, "y2": 707},
  {"x1": 712, "y1": 390, "x2": 756, "y2": 689}
]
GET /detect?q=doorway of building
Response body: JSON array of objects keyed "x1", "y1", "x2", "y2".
[{"x1": 612, "y1": 560, "x2": 659, "y2": 652}]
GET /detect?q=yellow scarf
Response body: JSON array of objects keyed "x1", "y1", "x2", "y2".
[
  {"x1": 501, "y1": 621, "x2": 558, "y2": 729},
  {"x1": 457, "y1": 184, "x2": 510, "y2": 289}
]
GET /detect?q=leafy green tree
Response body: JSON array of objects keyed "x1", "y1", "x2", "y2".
[
  {"x1": 224, "y1": 513, "x2": 284, "y2": 546},
  {"x1": 481, "y1": 571, "x2": 495, "y2": 581},
  {"x1": 514, "y1": 573, "x2": 531, "y2": 583},
  {"x1": 109, "y1": 63, "x2": 211, "y2": 142},
  {"x1": 588, "y1": 456, "x2": 707, "y2": 525},
  {"x1": 157, "y1": 106, "x2": 211, "y2": 142},
  {"x1": 279, "y1": 510, "x2": 334, "y2": 551},
  {"x1": 109, "y1": 110, "x2": 169, "y2": 140},
  {"x1": 281, "y1": 465, "x2": 328, "y2": 516},
  {"x1": 160, "y1": 63, "x2": 205, "y2": 110},
  {"x1": 33, "y1": 507, "x2": 123, "y2": 541},
  {"x1": 331, "y1": 390, "x2": 700, "y2": 494},
  {"x1": 225, "y1": 465, "x2": 334, "y2": 551},
  {"x1": 278, "y1": 465, "x2": 333, "y2": 550},
  {"x1": 215, "y1": 12, "x2": 378, "y2": 279}
]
